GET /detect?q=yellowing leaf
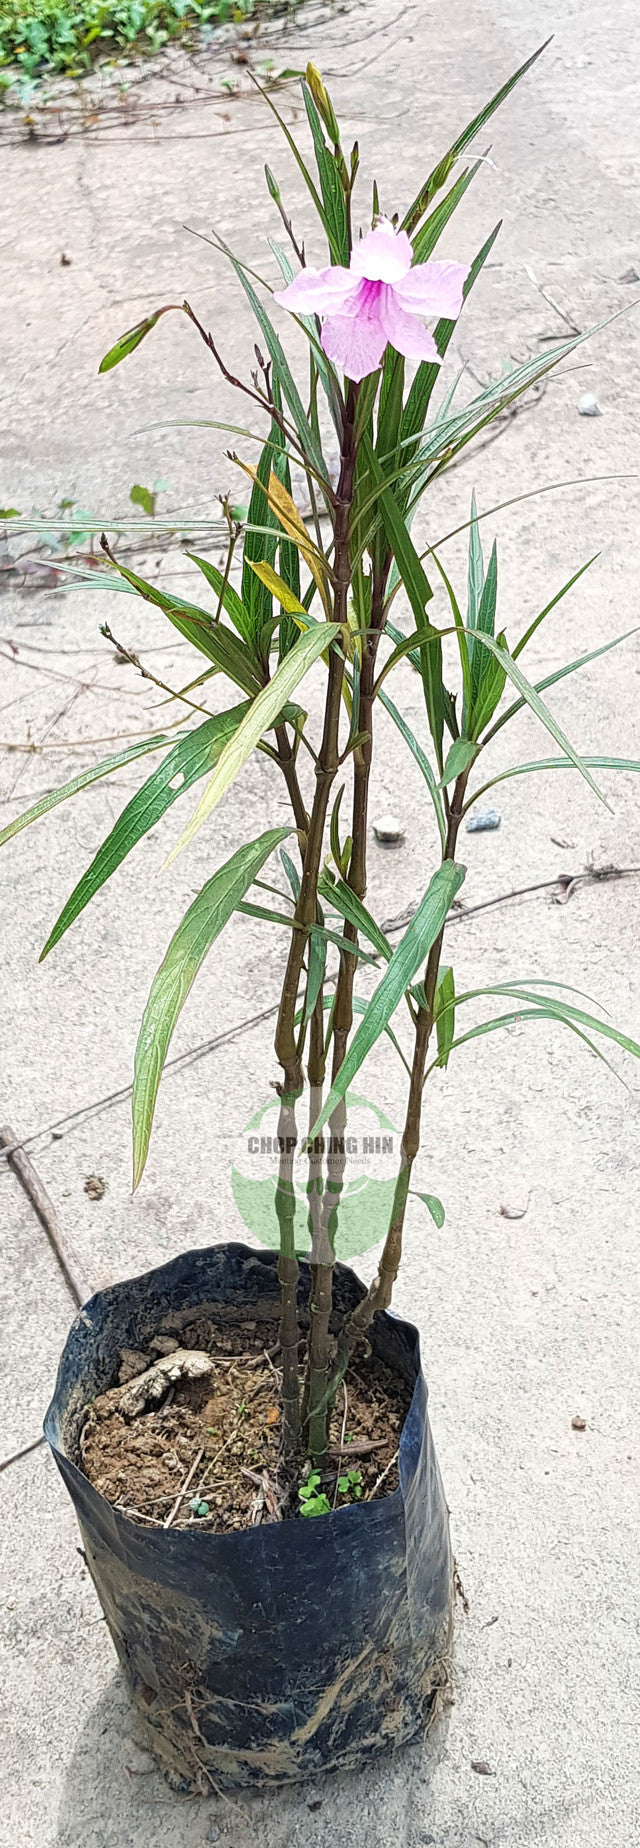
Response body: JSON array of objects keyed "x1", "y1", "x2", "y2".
[
  {"x1": 247, "y1": 558, "x2": 308, "y2": 617},
  {"x1": 238, "y1": 462, "x2": 332, "y2": 618}
]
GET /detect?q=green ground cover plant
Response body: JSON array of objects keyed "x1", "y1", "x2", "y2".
[{"x1": 0, "y1": 0, "x2": 291, "y2": 85}]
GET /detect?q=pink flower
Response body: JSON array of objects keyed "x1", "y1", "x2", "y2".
[{"x1": 273, "y1": 217, "x2": 469, "y2": 382}]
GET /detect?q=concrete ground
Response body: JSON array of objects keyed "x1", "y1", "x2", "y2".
[{"x1": 1, "y1": 0, "x2": 640, "y2": 1842}]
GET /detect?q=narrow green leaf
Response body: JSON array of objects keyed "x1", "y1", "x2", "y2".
[
  {"x1": 363, "y1": 320, "x2": 584, "y2": 578},
  {"x1": 102, "y1": 554, "x2": 262, "y2": 695},
  {"x1": 234, "y1": 904, "x2": 376, "y2": 967},
  {"x1": 39, "y1": 707, "x2": 248, "y2": 959},
  {"x1": 268, "y1": 238, "x2": 341, "y2": 436},
  {"x1": 467, "y1": 753, "x2": 640, "y2": 809},
  {"x1": 216, "y1": 235, "x2": 328, "y2": 481},
  {"x1": 470, "y1": 628, "x2": 507, "y2": 738},
  {"x1": 440, "y1": 1008, "x2": 620, "y2": 1083},
  {"x1": 237, "y1": 900, "x2": 301, "y2": 927},
  {"x1": 434, "y1": 980, "x2": 640, "y2": 1082},
  {"x1": 346, "y1": 649, "x2": 362, "y2": 754},
  {"x1": 467, "y1": 490, "x2": 485, "y2": 636},
  {"x1": 0, "y1": 732, "x2": 179, "y2": 851},
  {"x1": 401, "y1": 41, "x2": 550, "y2": 234},
  {"x1": 319, "y1": 872, "x2": 393, "y2": 961},
  {"x1": 165, "y1": 622, "x2": 340, "y2": 865},
  {"x1": 392, "y1": 327, "x2": 589, "y2": 498},
  {"x1": 411, "y1": 160, "x2": 482, "y2": 263},
  {"x1": 434, "y1": 964, "x2": 455, "y2": 1069},
  {"x1": 482, "y1": 626, "x2": 638, "y2": 747},
  {"x1": 512, "y1": 555, "x2": 599, "y2": 660},
  {"x1": 469, "y1": 538, "x2": 499, "y2": 719},
  {"x1": 378, "y1": 690, "x2": 447, "y2": 850},
  {"x1": 302, "y1": 83, "x2": 349, "y2": 263},
  {"x1": 294, "y1": 994, "x2": 412, "y2": 1078},
  {"x1": 362, "y1": 436, "x2": 433, "y2": 614},
  {"x1": 241, "y1": 431, "x2": 278, "y2": 653},
  {"x1": 304, "y1": 926, "x2": 327, "y2": 1023},
  {"x1": 376, "y1": 349, "x2": 406, "y2": 476},
  {"x1": 355, "y1": 368, "x2": 383, "y2": 442},
  {"x1": 412, "y1": 1190, "x2": 446, "y2": 1229},
  {"x1": 280, "y1": 847, "x2": 301, "y2": 899},
  {"x1": 308, "y1": 860, "x2": 466, "y2": 1139},
  {"x1": 329, "y1": 783, "x2": 345, "y2": 875},
  {"x1": 132, "y1": 825, "x2": 290, "y2": 1186},
  {"x1": 98, "y1": 306, "x2": 176, "y2": 373},
  {"x1": 274, "y1": 388, "x2": 304, "y2": 657},
  {"x1": 361, "y1": 438, "x2": 444, "y2": 767},
  {"x1": 471, "y1": 632, "x2": 609, "y2": 807},
  {"x1": 188, "y1": 553, "x2": 249, "y2": 642},
  {"x1": 257, "y1": 79, "x2": 336, "y2": 250},
  {"x1": 400, "y1": 222, "x2": 502, "y2": 454},
  {"x1": 451, "y1": 978, "x2": 607, "y2": 1012},
  {"x1": 440, "y1": 737, "x2": 478, "y2": 788},
  {"x1": 428, "y1": 547, "x2": 473, "y2": 724}
]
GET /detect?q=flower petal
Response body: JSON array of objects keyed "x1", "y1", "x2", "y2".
[
  {"x1": 393, "y1": 259, "x2": 469, "y2": 320},
  {"x1": 378, "y1": 286, "x2": 442, "y2": 363},
  {"x1": 321, "y1": 303, "x2": 387, "y2": 381},
  {"x1": 350, "y1": 218, "x2": 413, "y2": 285},
  {"x1": 274, "y1": 265, "x2": 359, "y2": 316}
]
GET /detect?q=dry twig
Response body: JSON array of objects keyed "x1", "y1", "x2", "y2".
[{"x1": 164, "y1": 1445, "x2": 204, "y2": 1530}]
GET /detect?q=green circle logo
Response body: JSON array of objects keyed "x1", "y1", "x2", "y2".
[{"x1": 232, "y1": 1087, "x2": 399, "y2": 1261}]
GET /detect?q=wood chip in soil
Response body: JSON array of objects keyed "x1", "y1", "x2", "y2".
[{"x1": 78, "y1": 1316, "x2": 412, "y2": 1533}]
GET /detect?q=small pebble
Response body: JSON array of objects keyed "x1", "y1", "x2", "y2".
[
  {"x1": 571, "y1": 1414, "x2": 587, "y2": 1431},
  {"x1": 466, "y1": 807, "x2": 501, "y2": 833},
  {"x1": 373, "y1": 813, "x2": 405, "y2": 845},
  {"x1": 578, "y1": 392, "x2": 602, "y2": 417},
  {"x1": 618, "y1": 265, "x2": 639, "y2": 284},
  {"x1": 471, "y1": 1759, "x2": 496, "y2": 1776},
  {"x1": 84, "y1": 1173, "x2": 106, "y2": 1200},
  {"x1": 206, "y1": 1826, "x2": 221, "y2": 1843}
]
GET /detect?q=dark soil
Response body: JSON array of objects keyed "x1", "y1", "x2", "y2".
[{"x1": 79, "y1": 1314, "x2": 412, "y2": 1533}]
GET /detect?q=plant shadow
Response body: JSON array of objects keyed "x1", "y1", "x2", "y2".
[{"x1": 54, "y1": 1666, "x2": 450, "y2": 1848}]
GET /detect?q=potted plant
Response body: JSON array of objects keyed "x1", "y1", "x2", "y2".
[{"x1": 4, "y1": 48, "x2": 639, "y2": 1795}]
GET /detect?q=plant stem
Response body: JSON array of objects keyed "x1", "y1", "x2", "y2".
[
  {"x1": 272, "y1": 382, "x2": 360, "y2": 1459},
  {"x1": 302, "y1": 560, "x2": 389, "y2": 1450},
  {"x1": 275, "y1": 723, "x2": 309, "y2": 842},
  {"x1": 330, "y1": 559, "x2": 389, "y2": 1076},
  {"x1": 338, "y1": 768, "x2": 470, "y2": 1355},
  {"x1": 274, "y1": 383, "x2": 359, "y2": 1095},
  {"x1": 300, "y1": 991, "x2": 326, "y2": 1440},
  {"x1": 275, "y1": 1088, "x2": 302, "y2": 1460}
]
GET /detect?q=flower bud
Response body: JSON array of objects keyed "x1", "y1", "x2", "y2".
[{"x1": 305, "y1": 62, "x2": 340, "y2": 144}]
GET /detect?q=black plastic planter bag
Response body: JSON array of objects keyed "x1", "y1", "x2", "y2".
[{"x1": 45, "y1": 1242, "x2": 453, "y2": 1790}]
